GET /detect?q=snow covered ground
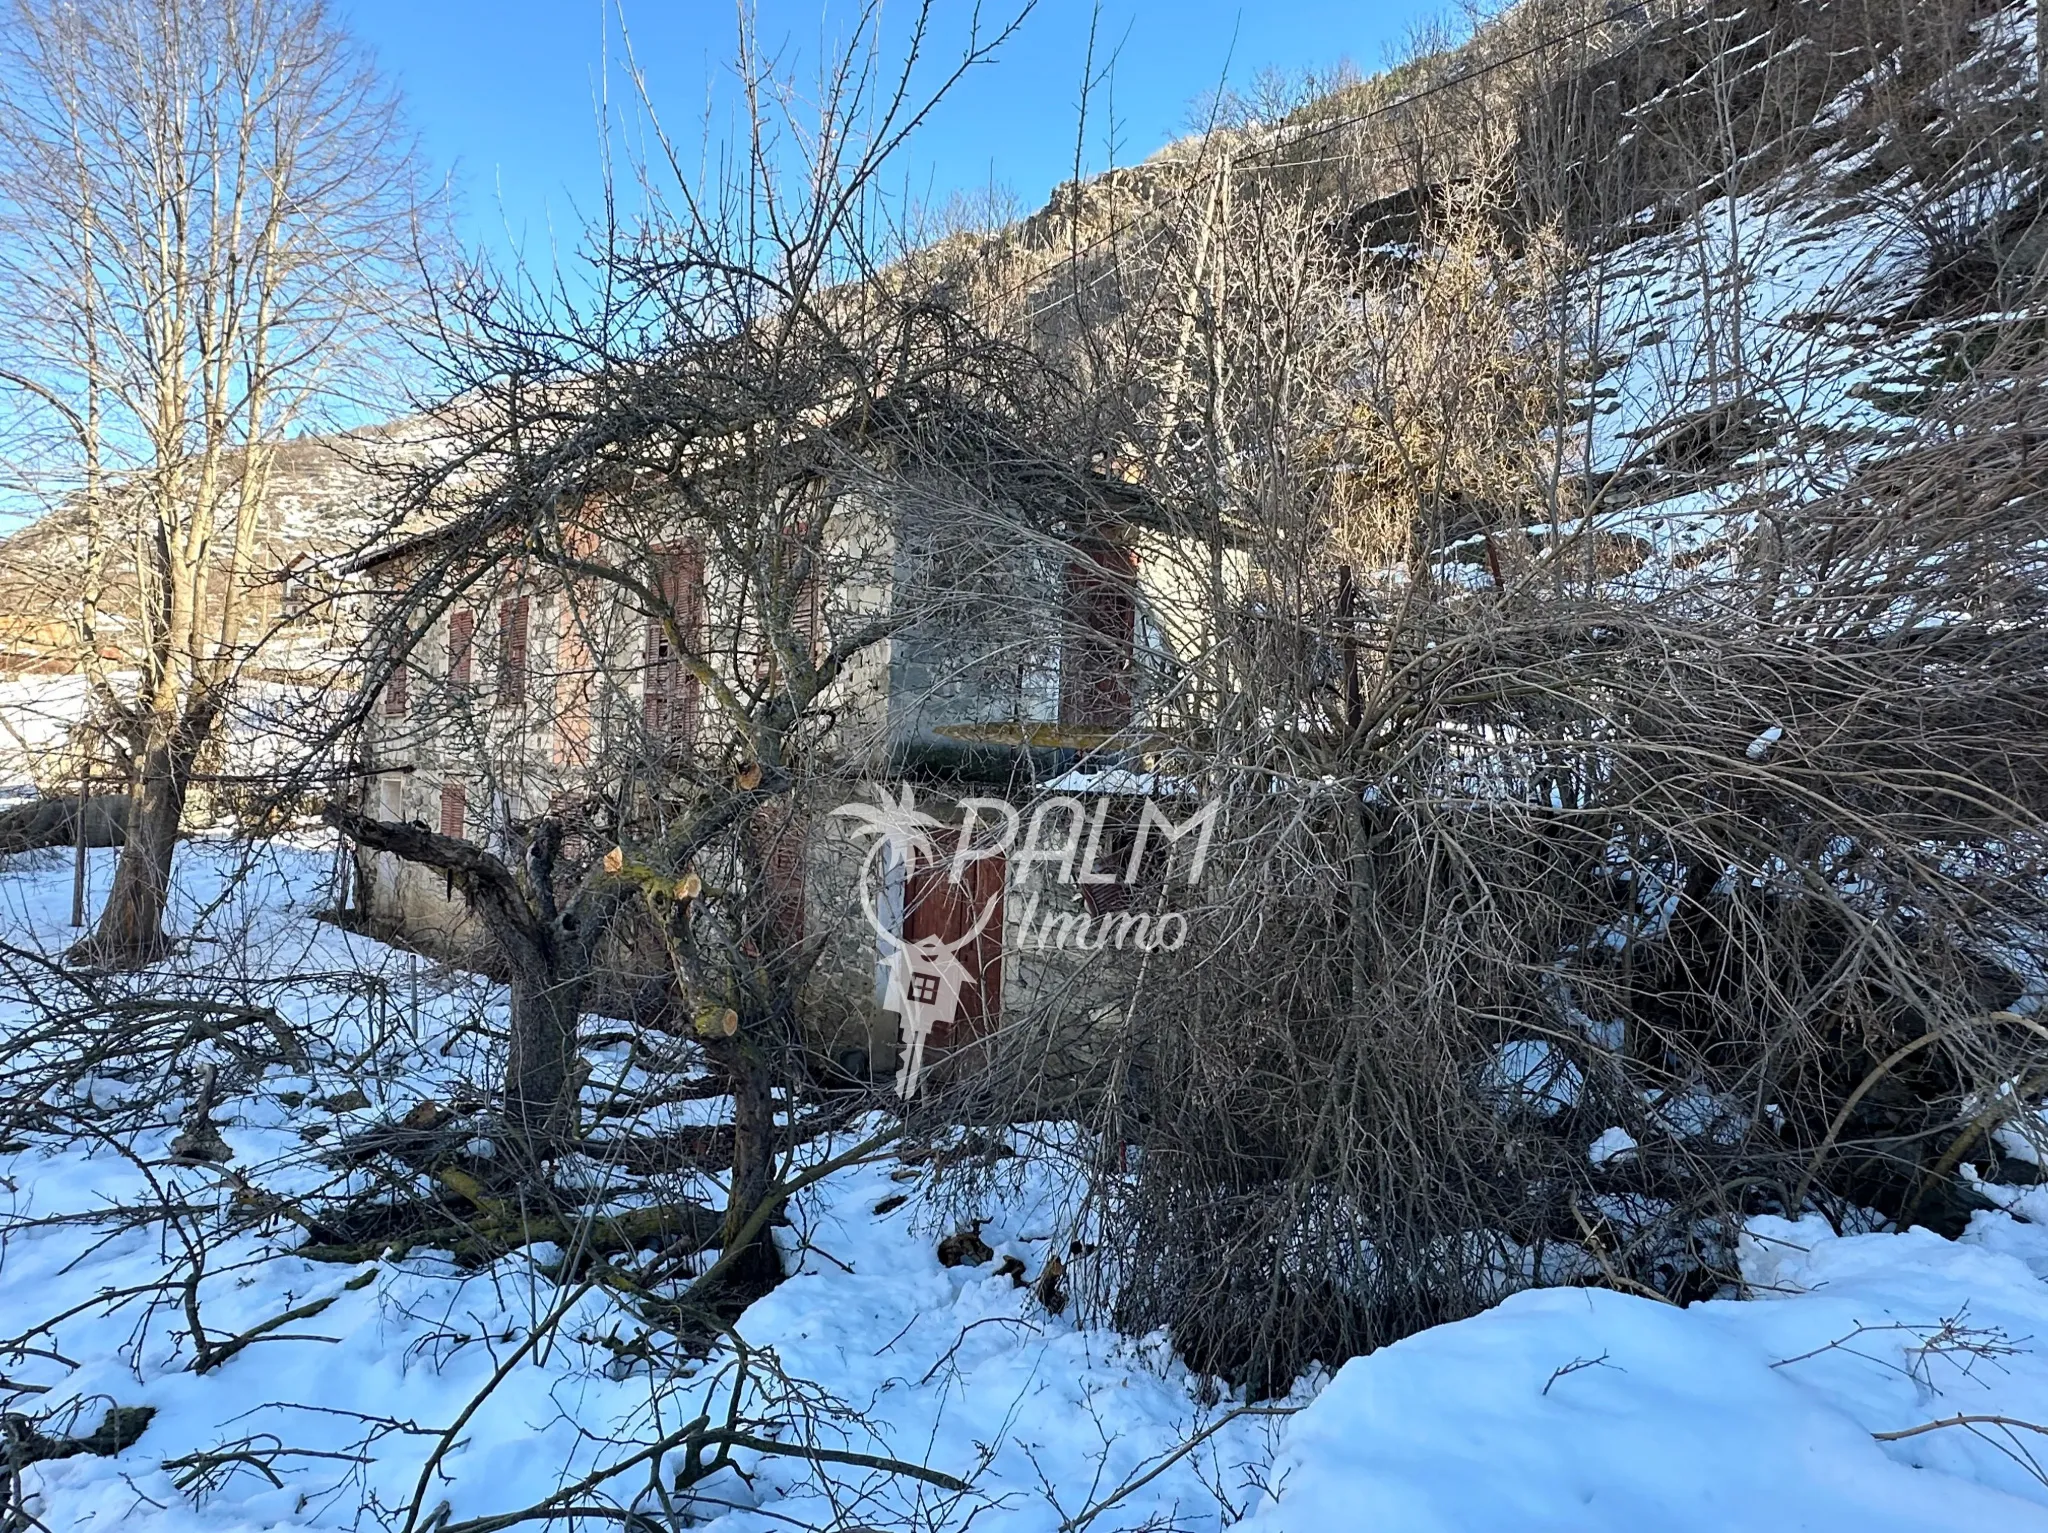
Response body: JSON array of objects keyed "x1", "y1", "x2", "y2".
[
  {"x1": 0, "y1": 675, "x2": 96, "y2": 796},
  {"x1": 7, "y1": 839, "x2": 2048, "y2": 1531}
]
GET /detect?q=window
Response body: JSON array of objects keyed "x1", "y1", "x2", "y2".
[
  {"x1": 447, "y1": 609, "x2": 475, "y2": 687},
  {"x1": 279, "y1": 566, "x2": 310, "y2": 622},
  {"x1": 1077, "y1": 804, "x2": 1147, "y2": 916},
  {"x1": 383, "y1": 659, "x2": 409, "y2": 716},
  {"x1": 497, "y1": 596, "x2": 529, "y2": 705},
  {"x1": 439, "y1": 779, "x2": 467, "y2": 840},
  {"x1": 751, "y1": 526, "x2": 825, "y2": 684},
  {"x1": 643, "y1": 545, "x2": 704, "y2": 751},
  {"x1": 1059, "y1": 534, "x2": 1138, "y2": 729}
]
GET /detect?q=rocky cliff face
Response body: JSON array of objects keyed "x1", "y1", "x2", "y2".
[{"x1": 961, "y1": 0, "x2": 2041, "y2": 574}]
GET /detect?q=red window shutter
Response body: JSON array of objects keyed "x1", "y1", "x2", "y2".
[
  {"x1": 1059, "y1": 535, "x2": 1138, "y2": 729},
  {"x1": 555, "y1": 618, "x2": 593, "y2": 767},
  {"x1": 497, "y1": 596, "x2": 529, "y2": 704},
  {"x1": 787, "y1": 525, "x2": 823, "y2": 663},
  {"x1": 439, "y1": 780, "x2": 467, "y2": 839},
  {"x1": 675, "y1": 667, "x2": 701, "y2": 750},
  {"x1": 384, "y1": 660, "x2": 409, "y2": 716},
  {"x1": 643, "y1": 545, "x2": 703, "y2": 751},
  {"x1": 749, "y1": 803, "x2": 807, "y2": 947},
  {"x1": 642, "y1": 601, "x2": 668, "y2": 734},
  {"x1": 795, "y1": 569, "x2": 823, "y2": 663},
  {"x1": 674, "y1": 544, "x2": 705, "y2": 641},
  {"x1": 447, "y1": 609, "x2": 474, "y2": 686}
]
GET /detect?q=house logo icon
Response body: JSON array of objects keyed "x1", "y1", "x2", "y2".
[{"x1": 832, "y1": 785, "x2": 1000, "y2": 1100}]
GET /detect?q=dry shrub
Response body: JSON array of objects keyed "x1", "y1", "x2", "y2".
[
  {"x1": 952, "y1": 6, "x2": 2048, "y2": 1394},
  {"x1": 1089, "y1": 570, "x2": 2048, "y2": 1391}
]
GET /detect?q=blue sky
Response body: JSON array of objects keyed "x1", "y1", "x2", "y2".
[{"x1": 338, "y1": 0, "x2": 1449, "y2": 263}]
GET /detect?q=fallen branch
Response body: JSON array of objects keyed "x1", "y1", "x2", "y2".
[
  {"x1": 397, "y1": 1128, "x2": 903, "y2": 1533},
  {"x1": 2, "y1": 1401, "x2": 155, "y2": 1526},
  {"x1": 706, "y1": 1429, "x2": 969, "y2": 1490},
  {"x1": 1568, "y1": 1195, "x2": 1678, "y2": 1305},
  {"x1": 0, "y1": 1404, "x2": 154, "y2": 1465},
  {"x1": 1059, "y1": 1403, "x2": 1302, "y2": 1533},
  {"x1": 1873, "y1": 1413, "x2": 2048, "y2": 1443},
  {"x1": 192, "y1": 1269, "x2": 373, "y2": 1374}
]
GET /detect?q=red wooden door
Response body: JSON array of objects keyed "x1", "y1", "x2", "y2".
[{"x1": 902, "y1": 840, "x2": 1005, "y2": 1049}]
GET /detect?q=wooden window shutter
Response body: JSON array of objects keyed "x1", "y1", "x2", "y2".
[
  {"x1": 1059, "y1": 534, "x2": 1139, "y2": 729},
  {"x1": 497, "y1": 596, "x2": 529, "y2": 704},
  {"x1": 384, "y1": 659, "x2": 409, "y2": 716},
  {"x1": 439, "y1": 779, "x2": 467, "y2": 840},
  {"x1": 796, "y1": 566, "x2": 823, "y2": 664},
  {"x1": 748, "y1": 802, "x2": 808, "y2": 947},
  {"x1": 789, "y1": 524, "x2": 823, "y2": 663},
  {"x1": 642, "y1": 592, "x2": 669, "y2": 735},
  {"x1": 643, "y1": 545, "x2": 703, "y2": 752},
  {"x1": 674, "y1": 545, "x2": 704, "y2": 749},
  {"x1": 447, "y1": 609, "x2": 475, "y2": 686},
  {"x1": 555, "y1": 616, "x2": 593, "y2": 767}
]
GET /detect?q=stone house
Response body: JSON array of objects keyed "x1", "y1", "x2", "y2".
[{"x1": 343, "y1": 472, "x2": 1236, "y2": 1089}]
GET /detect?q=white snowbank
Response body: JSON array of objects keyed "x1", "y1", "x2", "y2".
[{"x1": 1248, "y1": 1217, "x2": 2048, "y2": 1531}]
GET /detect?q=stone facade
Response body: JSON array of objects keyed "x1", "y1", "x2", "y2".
[{"x1": 346, "y1": 491, "x2": 1232, "y2": 1088}]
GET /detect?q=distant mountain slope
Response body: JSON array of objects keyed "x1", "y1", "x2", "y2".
[{"x1": 0, "y1": 418, "x2": 428, "y2": 679}]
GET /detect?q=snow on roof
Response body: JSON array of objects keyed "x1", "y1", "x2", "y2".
[{"x1": 1041, "y1": 765, "x2": 1184, "y2": 796}]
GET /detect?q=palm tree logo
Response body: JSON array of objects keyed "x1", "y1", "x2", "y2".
[
  {"x1": 831, "y1": 783, "x2": 948, "y2": 890},
  {"x1": 831, "y1": 783, "x2": 999, "y2": 1099}
]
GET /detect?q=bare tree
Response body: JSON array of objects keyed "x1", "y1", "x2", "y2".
[
  {"x1": 0, "y1": 0, "x2": 432, "y2": 965},
  {"x1": 321, "y1": 1, "x2": 1095, "y2": 1285}
]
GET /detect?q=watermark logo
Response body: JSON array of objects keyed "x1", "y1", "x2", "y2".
[{"x1": 831, "y1": 783, "x2": 1219, "y2": 1098}]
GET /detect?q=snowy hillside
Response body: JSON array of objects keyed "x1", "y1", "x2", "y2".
[{"x1": 1571, "y1": 0, "x2": 2042, "y2": 573}]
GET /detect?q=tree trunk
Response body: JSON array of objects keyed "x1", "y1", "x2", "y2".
[
  {"x1": 75, "y1": 709, "x2": 203, "y2": 967},
  {"x1": 710, "y1": 1028, "x2": 783, "y2": 1291},
  {"x1": 707, "y1": 796, "x2": 801, "y2": 1291},
  {"x1": 504, "y1": 958, "x2": 587, "y2": 1156}
]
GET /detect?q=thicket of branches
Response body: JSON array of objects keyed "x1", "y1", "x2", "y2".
[
  {"x1": 308, "y1": 0, "x2": 2048, "y2": 1400},
  {"x1": 312, "y1": 0, "x2": 1129, "y2": 1312},
  {"x1": 926, "y1": 0, "x2": 2048, "y2": 1393}
]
